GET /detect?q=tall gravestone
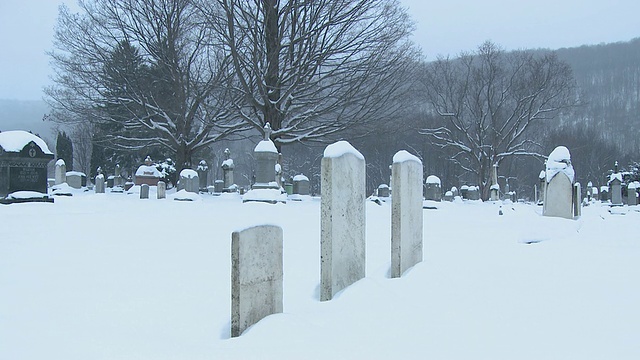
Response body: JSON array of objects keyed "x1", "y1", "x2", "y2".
[
  {"x1": 252, "y1": 124, "x2": 279, "y2": 190},
  {"x1": 573, "y1": 183, "x2": 582, "y2": 217},
  {"x1": 320, "y1": 141, "x2": 366, "y2": 301},
  {"x1": 490, "y1": 164, "x2": 499, "y2": 201},
  {"x1": 55, "y1": 159, "x2": 66, "y2": 185},
  {"x1": 231, "y1": 225, "x2": 283, "y2": 337},
  {"x1": 391, "y1": 151, "x2": 423, "y2": 278},
  {"x1": 95, "y1": 173, "x2": 105, "y2": 194},
  {"x1": 197, "y1": 160, "x2": 209, "y2": 192},
  {"x1": 628, "y1": 182, "x2": 638, "y2": 206},
  {"x1": 221, "y1": 148, "x2": 235, "y2": 191},
  {"x1": 140, "y1": 184, "x2": 149, "y2": 199},
  {"x1": 543, "y1": 146, "x2": 575, "y2": 219},
  {"x1": 609, "y1": 174, "x2": 623, "y2": 206},
  {"x1": 157, "y1": 181, "x2": 166, "y2": 199}
]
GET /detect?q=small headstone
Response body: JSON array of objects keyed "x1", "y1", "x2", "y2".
[
  {"x1": 467, "y1": 186, "x2": 480, "y2": 200},
  {"x1": 460, "y1": 185, "x2": 469, "y2": 199},
  {"x1": 320, "y1": 141, "x2": 365, "y2": 301},
  {"x1": 231, "y1": 225, "x2": 283, "y2": 337},
  {"x1": 377, "y1": 183, "x2": 390, "y2": 197},
  {"x1": 443, "y1": 191, "x2": 454, "y2": 201},
  {"x1": 627, "y1": 182, "x2": 637, "y2": 206},
  {"x1": 293, "y1": 174, "x2": 310, "y2": 195},
  {"x1": 424, "y1": 175, "x2": 441, "y2": 201},
  {"x1": 55, "y1": 159, "x2": 67, "y2": 185},
  {"x1": 390, "y1": 151, "x2": 423, "y2": 278},
  {"x1": 599, "y1": 186, "x2": 609, "y2": 202},
  {"x1": 180, "y1": 169, "x2": 199, "y2": 193},
  {"x1": 140, "y1": 184, "x2": 150, "y2": 199},
  {"x1": 95, "y1": 174, "x2": 105, "y2": 194},
  {"x1": 66, "y1": 172, "x2": 86, "y2": 189},
  {"x1": 157, "y1": 181, "x2": 166, "y2": 199},
  {"x1": 214, "y1": 180, "x2": 224, "y2": 193}
]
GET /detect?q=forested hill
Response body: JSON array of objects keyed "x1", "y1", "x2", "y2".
[{"x1": 554, "y1": 38, "x2": 640, "y2": 152}]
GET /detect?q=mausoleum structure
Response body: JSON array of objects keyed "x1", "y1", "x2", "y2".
[
  {"x1": 134, "y1": 156, "x2": 162, "y2": 186},
  {"x1": 0, "y1": 130, "x2": 54, "y2": 202}
]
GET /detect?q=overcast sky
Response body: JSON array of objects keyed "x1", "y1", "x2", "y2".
[{"x1": 1, "y1": 0, "x2": 638, "y2": 101}]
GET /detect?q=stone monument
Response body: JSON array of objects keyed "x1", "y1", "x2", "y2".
[{"x1": 543, "y1": 146, "x2": 576, "y2": 219}]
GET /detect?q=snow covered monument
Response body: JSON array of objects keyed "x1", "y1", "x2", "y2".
[
  {"x1": 320, "y1": 141, "x2": 366, "y2": 301},
  {"x1": 391, "y1": 151, "x2": 423, "y2": 278},
  {"x1": 543, "y1": 146, "x2": 578, "y2": 219},
  {"x1": 424, "y1": 175, "x2": 442, "y2": 201},
  {"x1": 134, "y1": 156, "x2": 162, "y2": 186},
  {"x1": 221, "y1": 148, "x2": 235, "y2": 191},
  {"x1": 243, "y1": 124, "x2": 286, "y2": 203},
  {"x1": 0, "y1": 131, "x2": 54, "y2": 203}
]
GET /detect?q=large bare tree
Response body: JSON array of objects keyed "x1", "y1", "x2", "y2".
[
  {"x1": 46, "y1": 0, "x2": 249, "y2": 173},
  {"x1": 420, "y1": 42, "x2": 578, "y2": 199},
  {"x1": 201, "y1": 0, "x2": 418, "y2": 151}
]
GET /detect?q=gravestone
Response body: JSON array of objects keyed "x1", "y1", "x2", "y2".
[
  {"x1": 609, "y1": 173, "x2": 623, "y2": 206},
  {"x1": 157, "y1": 181, "x2": 166, "y2": 199},
  {"x1": 140, "y1": 184, "x2": 149, "y2": 199},
  {"x1": 222, "y1": 148, "x2": 235, "y2": 190},
  {"x1": 66, "y1": 172, "x2": 86, "y2": 189},
  {"x1": 197, "y1": 160, "x2": 209, "y2": 192},
  {"x1": 424, "y1": 175, "x2": 441, "y2": 201},
  {"x1": 320, "y1": 141, "x2": 366, "y2": 301},
  {"x1": 460, "y1": 185, "x2": 469, "y2": 199},
  {"x1": 293, "y1": 174, "x2": 310, "y2": 195},
  {"x1": 95, "y1": 173, "x2": 105, "y2": 193},
  {"x1": 443, "y1": 191, "x2": 454, "y2": 201},
  {"x1": 114, "y1": 164, "x2": 124, "y2": 187},
  {"x1": 391, "y1": 151, "x2": 423, "y2": 278},
  {"x1": 252, "y1": 124, "x2": 279, "y2": 190},
  {"x1": 628, "y1": 182, "x2": 638, "y2": 206},
  {"x1": 467, "y1": 186, "x2": 480, "y2": 200},
  {"x1": 214, "y1": 180, "x2": 224, "y2": 193},
  {"x1": 573, "y1": 183, "x2": 582, "y2": 217},
  {"x1": 55, "y1": 159, "x2": 66, "y2": 185},
  {"x1": 231, "y1": 225, "x2": 283, "y2": 337},
  {"x1": 543, "y1": 146, "x2": 575, "y2": 219},
  {"x1": 586, "y1": 181, "x2": 593, "y2": 201},
  {"x1": 0, "y1": 131, "x2": 55, "y2": 201},
  {"x1": 377, "y1": 183, "x2": 390, "y2": 197},
  {"x1": 180, "y1": 169, "x2": 199, "y2": 193},
  {"x1": 490, "y1": 164, "x2": 499, "y2": 201},
  {"x1": 451, "y1": 186, "x2": 459, "y2": 198},
  {"x1": 600, "y1": 186, "x2": 609, "y2": 202}
]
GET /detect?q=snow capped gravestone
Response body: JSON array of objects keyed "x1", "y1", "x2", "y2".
[
  {"x1": 157, "y1": 181, "x2": 166, "y2": 199},
  {"x1": 134, "y1": 156, "x2": 162, "y2": 186},
  {"x1": 0, "y1": 130, "x2": 55, "y2": 201},
  {"x1": 292, "y1": 174, "x2": 310, "y2": 195},
  {"x1": 231, "y1": 225, "x2": 283, "y2": 337},
  {"x1": 537, "y1": 171, "x2": 546, "y2": 205},
  {"x1": 377, "y1": 183, "x2": 390, "y2": 197},
  {"x1": 490, "y1": 164, "x2": 500, "y2": 201},
  {"x1": 628, "y1": 182, "x2": 638, "y2": 206},
  {"x1": 197, "y1": 160, "x2": 209, "y2": 192},
  {"x1": 95, "y1": 173, "x2": 105, "y2": 194},
  {"x1": 243, "y1": 124, "x2": 286, "y2": 203},
  {"x1": 180, "y1": 169, "x2": 199, "y2": 193},
  {"x1": 221, "y1": 148, "x2": 235, "y2": 191},
  {"x1": 543, "y1": 146, "x2": 576, "y2": 219},
  {"x1": 320, "y1": 141, "x2": 366, "y2": 301},
  {"x1": 66, "y1": 171, "x2": 86, "y2": 189},
  {"x1": 391, "y1": 151, "x2": 423, "y2": 278},
  {"x1": 55, "y1": 159, "x2": 66, "y2": 185},
  {"x1": 424, "y1": 175, "x2": 441, "y2": 201},
  {"x1": 609, "y1": 172, "x2": 623, "y2": 206}
]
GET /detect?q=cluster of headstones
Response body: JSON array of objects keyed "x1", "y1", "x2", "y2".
[{"x1": 231, "y1": 141, "x2": 424, "y2": 337}]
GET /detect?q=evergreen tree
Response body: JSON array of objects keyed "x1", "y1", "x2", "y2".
[{"x1": 56, "y1": 131, "x2": 73, "y2": 171}]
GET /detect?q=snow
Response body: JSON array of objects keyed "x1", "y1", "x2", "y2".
[
  {"x1": 490, "y1": 184, "x2": 500, "y2": 190},
  {"x1": 426, "y1": 175, "x2": 441, "y2": 185},
  {"x1": 66, "y1": 171, "x2": 86, "y2": 177},
  {"x1": 323, "y1": 140, "x2": 364, "y2": 160},
  {"x1": 293, "y1": 174, "x2": 309, "y2": 182},
  {"x1": 0, "y1": 130, "x2": 53, "y2": 155},
  {"x1": 243, "y1": 188, "x2": 288, "y2": 203},
  {"x1": 255, "y1": 139, "x2": 278, "y2": 153},
  {"x1": 392, "y1": 150, "x2": 421, "y2": 164},
  {"x1": 539, "y1": 170, "x2": 546, "y2": 179},
  {"x1": 608, "y1": 172, "x2": 623, "y2": 184},
  {"x1": 629, "y1": 182, "x2": 637, "y2": 190},
  {"x1": 170, "y1": 189, "x2": 201, "y2": 201},
  {"x1": 5, "y1": 191, "x2": 49, "y2": 200},
  {"x1": 55, "y1": 159, "x2": 66, "y2": 166},
  {"x1": 221, "y1": 159, "x2": 234, "y2": 168},
  {"x1": 546, "y1": 146, "x2": 575, "y2": 183},
  {"x1": 1, "y1": 193, "x2": 640, "y2": 360},
  {"x1": 180, "y1": 169, "x2": 198, "y2": 179}
]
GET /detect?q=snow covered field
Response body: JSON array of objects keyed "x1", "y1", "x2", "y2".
[{"x1": 1, "y1": 189, "x2": 639, "y2": 359}]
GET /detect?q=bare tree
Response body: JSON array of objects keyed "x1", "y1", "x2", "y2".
[
  {"x1": 46, "y1": 0, "x2": 249, "y2": 173},
  {"x1": 201, "y1": 0, "x2": 418, "y2": 151},
  {"x1": 420, "y1": 42, "x2": 578, "y2": 199}
]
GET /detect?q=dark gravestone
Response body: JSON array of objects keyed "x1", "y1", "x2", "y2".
[{"x1": 0, "y1": 131, "x2": 54, "y2": 203}]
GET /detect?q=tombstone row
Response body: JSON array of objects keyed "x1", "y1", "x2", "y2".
[{"x1": 232, "y1": 141, "x2": 425, "y2": 336}]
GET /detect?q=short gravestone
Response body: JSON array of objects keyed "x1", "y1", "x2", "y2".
[
  {"x1": 55, "y1": 159, "x2": 66, "y2": 185},
  {"x1": 180, "y1": 169, "x2": 199, "y2": 193},
  {"x1": 140, "y1": 184, "x2": 149, "y2": 199},
  {"x1": 377, "y1": 183, "x2": 390, "y2": 197},
  {"x1": 543, "y1": 146, "x2": 575, "y2": 219},
  {"x1": 424, "y1": 175, "x2": 441, "y2": 201},
  {"x1": 214, "y1": 180, "x2": 224, "y2": 193},
  {"x1": 231, "y1": 225, "x2": 283, "y2": 337},
  {"x1": 293, "y1": 174, "x2": 310, "y2": 195},
  {"x1": 66, "y1": 171, "x2": 86, "y2": 189},
  {"x1": 451, "y1": 186, "x2": 459, "y2": 198},
  {"x1": 627, "y1": 182, "x2": 637, "y2": 206},
  {"x1": 95, "y1": 174, "x2": 106, "y2": 194},
  {"x1": 460, "y1": 185, "x2": 469, "y2": 199},
  {"x1": 600, "y1": 186, "x2": 609, "y2": 202},
  {"x1": 320, "y1": 141, "x2": 366, "y2": 301},
  {"x1": 467, "y1": 186, "x2": 480, "y2": 200},
  {"x1": 157, "y1": 181, "x2": 166, "y2": 199},
  {"x1": 391, "y1": 151, "x2": 423, "y2": 278}
]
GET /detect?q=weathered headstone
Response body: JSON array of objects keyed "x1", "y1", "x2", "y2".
[
  {"x1": 231, "y1": 225, "x2": 283, "y2": 337},
  {"x1": 377, "y1": 183, "x2": 390, "y2": 197},
  {"x1": 424, "y1": 175, "x2": 441, "y2": 201},
  {"x1": 252, "y1": 124, "x2": 279, "y2": 190},
  {"x1": 460, "y1": 185, "x2": 469, "y2": 199},
  {"x1": 543, "y1": 146, "x2": 575, "y2": 219},
  {"x1": 140, "y1": 184, "x2": 149, "y2": 199},
  {"x1": 157, "y1": 181, "x2": 166, "y2": 199},
  {"x1": 443, "y1": 191, "x2": 454, "y2": 201},
  {"x1": 609, "y1": 173, "x2": 623, "y2": 206},
  {"x1": 0, "y1": 131, "x2": 55, "y2": 201},
  {"x1": 222, "y1": 148, "x2": 235, "y2": 191},
  {"x1": 490, "y1": 164, "x2": 499, "y2": 201},
  {"x1": 95, "y1": 173, "x2": 105, "y2": 193},
  {"x1": 628, "y1": 182, "x2": 638, "y2": 206},
  {"x1": 180, "y1": 169, "x2": 199, "y2": 193},
  {"x1": 197, "y1": 160, "x2": 209, "y2": 192},
  {"x1": 391, "y1": 151, "x2": 423, "y2": 278},
  {"x1": 66, "y1": 171, "x2": 86, "y2": 189},
  {"x1": 320, "y1": 141, "x2": 366, "y2": 301},
  {"x1": 293, "y1": 174, "x2": 310, "y2": 195},
  {"x1": 467, "y1": 186, "x2": 480, "y2": 200},
  {"x1": 55, "y1": 159, "x2": 66, "y2": 185},
  {"x1": 573, "y1": 182, "x2": 582, "y2": 217},
  {"x1": 600, "y1": 186, "x2": 609, "y2": 202},
  {"x1": 214, "y1": 180, "x2": 224, "y2": 193}
]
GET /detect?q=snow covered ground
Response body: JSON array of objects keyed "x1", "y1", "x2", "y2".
[{"x1": 1, "y1": 188, "x2": 639, "y2": 359}]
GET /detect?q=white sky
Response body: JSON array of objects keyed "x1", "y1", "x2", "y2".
[{"x1": 0, "y1": 0, "x2": 638, "y2": 101}]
